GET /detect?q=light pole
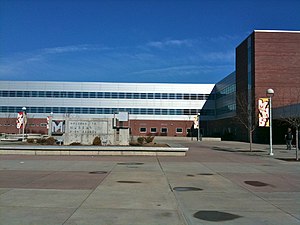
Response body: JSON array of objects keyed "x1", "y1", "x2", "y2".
[
  {"x1": 22, "y1": 107, "x2": 26, "y2": 141},
  {"x1": 197, "y1": 113, "x2": 201, "y2": 141},
  {"x1": 266, "y1": 89, "x2": 274, "y2": 156}
]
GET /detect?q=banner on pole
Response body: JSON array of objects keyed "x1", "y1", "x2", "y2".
[
  {"x1": 258, "y1": 98, "x2": 270, "y2": 127},
  {"x1": 16, "y1": 112, "x2": 24, "y2": 129},
  {"x1": 193, "y1": 115, "x2": 199, "y2": 129}
]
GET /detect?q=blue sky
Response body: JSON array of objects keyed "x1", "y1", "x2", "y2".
[{"x1": 0, "y1": 0, "x2": 299, "y2": 84}]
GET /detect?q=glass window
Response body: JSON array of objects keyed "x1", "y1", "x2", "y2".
[
  {"x1": 148, "y1": 93, "x2": 154, "y2": 99},
  {"x1": 17, "y1": 91, "x2": 23, "y2": 97},
  {"x1": 67, "y1": 92, "x2": 74, "y2": 98},
  {"x1": 8, "y1": 91, "x2": 15, "y2": 97},
  {"x1": 111, "y1": 92, "x2": 118, "y2": 98},
  {"x1": 74, "y1": 108, "x2": 80, "y2": 113},
  {"x1": 104, "y1": 108, "x2": 110, "y2": 114},
  {"x1": 119, "y1": 93, "x2": 125, "y2": 99},
  {"x1": 141, "y1": 93, "x2": 147, "y2": 99},
  {"x1": 53, "y1": 107, "x2": 59, "y2": 113},
  {"x1": 96, "y1": 108, "x2": 103, "y2": 114},
  {"x1": 162, "y1": 93, "x2": 168, "y2": 99},
  {"x1": 150, "y1": 127, "x2": 157, "y2": 133},
  {"x1": 161, "y1": 128, "x2": 168, "y2": 133},
  {"x1": 132, "y1": 108, "x2": 139, "y2": 114},
  {"x1": 90, "y1": 108, "x2": 96, "y2": 114},
  {"x1": 162, "y1": 109, "x2": 168, "y2": 115},
  {"x1": 176, "y1": 128, "x2": 183, "y2": 133},
  {"x1": 82, "y1": 92, "x2": 89, "y2": 98},
  {"x1": 155, "y1": 109, "x2": 161, "y2": 115},
  {"x1": 75, "y1": 92, "x2": 82, "y2": 98},
  {"x1": 183, "y1": 94, "x2": 190, "y2": 100},
  {"x1": 140, "y1": 127, "x2": 147, "y2": 133},
  {"x1": 90, "y1": 92, "x2": 96, "y2": 98},
  {"x1": 126, "y1": 93, "x2": 132, "y2": 99},
  {"x1": 82, "y1": 108, "x2": 89, "y2": 114},
  {"x1": 46, "y1": 91, "x2": 52, "y2": 97},
  {"x1": 53, "y1": 91, "x2": 60, "y2": 98},
  {"x1": 104, "y1": 92, "x2": 111, "y2": 98},
  {"x1": 169, "y1": 93, "x2": 175, "y2": 99},
  {"x1": 190, "y1": 94, "x2": 197, "y2": 100},
  {"x1": 155, "y1": 93, "x2": 161, "y2": 99},
  {"x1": 140, "y1": 108, "x2": 147, "y2": 114},
  {"x1": 38, "y1": 91, "x2": 45, "y2": 97},
  {"x1": 61, "y1": 91, "x2": 67, "y2": 98},
  {"x1": 133, "y1": 93, "x2": 140, "y2": 99},
  {"x1": 97, "y1": 92, "x2": 104, "y2": 98},
  {"x1": 31, "y1": 91, "x2": 38, "y2": 97},
  {"x1": 147, "y1": 109, "x2": 154, "y2": 114},
  {"x1": 176, "y1": 93, "x2": 182, "y2": 99}
]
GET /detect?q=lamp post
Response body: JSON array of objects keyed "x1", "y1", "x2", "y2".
[
  {"x1": 197, "y1": 113, "x2": 201, "y2": 141},
  {"x1": 22, "y1": 107, "x2": 26, "y2": 141},
  {"x1": 266, "y1": 89, "x2": 274, "y2": 156}
]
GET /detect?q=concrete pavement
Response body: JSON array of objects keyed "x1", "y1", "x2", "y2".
[{"x1": 0, "y1": 140, "x2": 299, "y2": 224}]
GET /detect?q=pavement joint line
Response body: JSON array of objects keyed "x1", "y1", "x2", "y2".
[
  {"x1": 156, "y1": 156, "x2": 189, "y2": 225},
  {"x1": 61, "y1": 164, "x2": 115, "y2": 225}
]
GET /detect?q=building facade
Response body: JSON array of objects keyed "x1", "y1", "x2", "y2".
[
  {"x1": 202, "y1": 30, "x2": 300, "y2": 143},
  {"x1": 1, "y1": 30, "x2": 299, "y2": 142},
  {"x1": 0, "y1": 81, "x2": 214, "y2": 137}
]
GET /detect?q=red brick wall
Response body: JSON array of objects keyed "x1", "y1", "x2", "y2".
[
  {"x1": 254, "y1": 31, "x2": 300, "y2": 108},
  {"x1": 0, "y1": 117, "x2": 192, "y2": 137},
  {"x1": 130, "y1": 120, "x2": 193, "y2": 137},
  {"x1": 0, "y1": 118, "x2": 48, "y2": 134}
]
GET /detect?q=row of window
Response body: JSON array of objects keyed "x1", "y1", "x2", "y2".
[
  {"x1": 216, "y1": 104, "x2": 236, "y2": 116},
  {"x1": 0, "y1": 106, "x2": 206, "y2": 116},
  {"x1": 140, "y1": 127, "x2": 185, "y2": 133},
  {"x1": 0, "y1": 123, "x2": 47, "y2": 127},
  {"x1": 0, "y1": 90, "x2": 210, "y2": 100},
  {"x1": 215, "y1": 84, "x2": 236, "y2": 99}
]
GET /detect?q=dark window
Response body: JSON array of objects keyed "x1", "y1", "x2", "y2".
[
  {"x1": 162, "y1": 93, "x2": 168, "y2": 99},
  {"x1": 161, "y1": 128, "x2": 168, "y2": 133},
  {"x1": 82, "y1": 92, "x2": 89, "y2": 98},
  {"x1": 53, "y1": 91, "x2": 60, "y2": 98},
  {"x1": 150, "y1": 127, "x2": 157, "y2": 133},
  {"x1": 155, "y1": 93, "x2": 161, "y2": 99},
  {"x1": 75, "y1": 92, "x2": 82, "y2": 98},
  {"x1": 148, "y1": 93, "x2": 154, "y2": 99},
  {"x1": 119, "y1": 93, "x2": 125, "y2": 99},
  {"x1": 140, "y1": 127, "x2": 147, "y2": 133},
  {"x1": 111, "y1": 93, "x2": 118, "y2": 98},
  {"x1": 176, "y1": 128, "x2": 183, "y2": 133},
  {"x1": 90, "y1": 92, "x2": 96, "y2": 98}
]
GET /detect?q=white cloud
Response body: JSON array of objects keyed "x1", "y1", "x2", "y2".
[{"x1": 147, "y1": 39, "x2": 194, "y2": 48}]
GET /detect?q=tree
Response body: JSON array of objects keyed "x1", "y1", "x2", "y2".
[{"x1": 235, "y1": 92, "x2": 257, "y2": 151}]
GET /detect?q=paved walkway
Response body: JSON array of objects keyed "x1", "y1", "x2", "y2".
[{"x1": 0, "y1": 140, "x2": 299, "y2": 224}]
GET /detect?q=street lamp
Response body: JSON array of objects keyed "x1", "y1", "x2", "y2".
[
  {"x1": 197, "y1": 112, "x2": 201, "y2": 141},
  {"x1": 266, "y1": 89, "x2": 274, "y2": 156},
  {"x1": 22, "y1": 107, "x2": 26, "y2": 141}
]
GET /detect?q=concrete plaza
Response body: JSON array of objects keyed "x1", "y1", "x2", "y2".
[{"x1": 0, "y1": 140, "x2": 300, "y2": 225}]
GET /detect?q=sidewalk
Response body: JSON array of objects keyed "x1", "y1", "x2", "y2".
[{"x1": 0, "y1": 140, "x2": 299, "y2": 225}]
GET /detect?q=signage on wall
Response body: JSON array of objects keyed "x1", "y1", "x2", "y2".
[{"x1": 51, "y1": 120, "x2": 65, "y2": 134}]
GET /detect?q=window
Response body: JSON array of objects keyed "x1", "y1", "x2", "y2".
[
  {"x1": 161, "y1": 128, "x2": 168, "y2": 133},
  {"x1": 140, "y1": 127, "x2": 147, "y2": 133},
  {"x1": 150, "y1": 127, "x2": 157, "y2": 133},
  {"x1": 176, "y1": 128, "x2": 183, "y2": 133},
  {"x1": 82, "y1": 92, "x2": 89, "y2": 98},
  {"x1": 90, "y1": 92, "x2": 96, "y2": 98}
]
